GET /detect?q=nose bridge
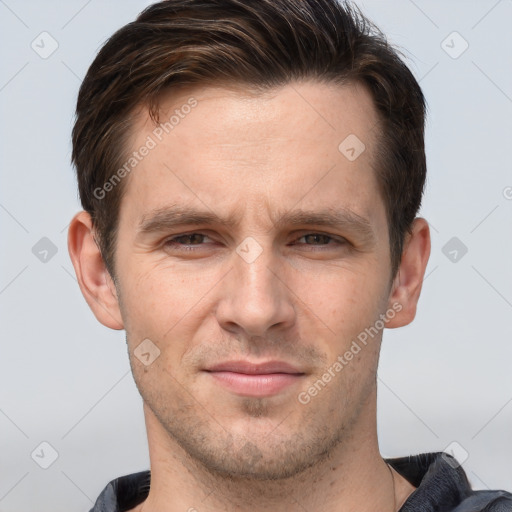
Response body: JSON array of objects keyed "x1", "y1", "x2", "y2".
[
  {"x1": 217, "y1": 236, "x2": 295, "y2": 336},
  {"x1": 236, "y1": 238, "x2": 277, "y2": 299}
]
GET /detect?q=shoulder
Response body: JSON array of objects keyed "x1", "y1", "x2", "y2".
[
  {"x1": 89, "y1": 470, "x2": 151, "y2": 512},
  {"x1": 386, "y1": 452, "x2": 512, "y2": 512},
  {"x1": 453, "y1": 490, "x2": 512, "y2": 511}
]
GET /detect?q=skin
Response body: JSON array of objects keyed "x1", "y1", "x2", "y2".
[{"x1": 68, "y1": 80, "x2": 430, "y2": 511}]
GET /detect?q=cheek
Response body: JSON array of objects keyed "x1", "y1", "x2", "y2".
[
  {"x1": 291, "y1": 263, "x2": 388, "y2": 338},
  {"x1": 121, "y1": 258, "x2": 213, "y2": 330},
  {"x1": 119, "y1": 259, "x2": 226, "y2": 378}
]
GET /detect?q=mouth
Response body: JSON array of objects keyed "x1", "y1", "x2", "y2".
[{"x1": 203, "y1": 360, "x2": 306, "y2": 397}]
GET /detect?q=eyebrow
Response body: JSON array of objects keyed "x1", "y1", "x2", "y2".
[
  {"x1": 137, "y1": 205, "x2": 240, "y2": 235},
  {"x1": 136, "y1": 205, "x2": 376, "y2": 244}
]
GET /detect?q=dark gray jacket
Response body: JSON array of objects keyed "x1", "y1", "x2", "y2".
[{"x1": 89, "y1": 452, "x2": 512, "y2": 511}]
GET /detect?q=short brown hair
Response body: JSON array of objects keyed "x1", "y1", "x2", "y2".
[{"x1": 72, "y1": 0, "x2": 426, "y2": 279}]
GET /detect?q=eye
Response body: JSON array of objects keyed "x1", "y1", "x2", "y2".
[
  {"x1": 297, "y1": 233, "x2": 335, "y2": 245},
  {"x1": 163, "y1": 233, "x2": 213, "y2": 251},
  {"x1": 294, "y1": 233, "x2": 346, "y2": 247}
]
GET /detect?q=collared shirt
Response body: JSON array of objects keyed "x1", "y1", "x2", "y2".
[{"x1": 89, "y1": 452, "x2": 512, "y2": 511}]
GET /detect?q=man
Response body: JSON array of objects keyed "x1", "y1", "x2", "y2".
[{"x1": 67, "y1": 0, "x2": 512, "y2": 510}]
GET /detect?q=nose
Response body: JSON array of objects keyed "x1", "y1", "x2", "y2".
[{"x1": 215, "y1": 240, "x2": 296, "y2": 338}]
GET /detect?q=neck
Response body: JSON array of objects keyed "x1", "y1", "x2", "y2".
[{"x1": 135, "y1": 389, "x2": 412, "y2": 512}]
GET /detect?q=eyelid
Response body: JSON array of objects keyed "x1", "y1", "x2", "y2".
[
  {"x1": 164, "y1": 232, "x2": 214, "y2": 245},
  {"x1": 292, "y1": 231, "x2": 347, "y2": 243}
]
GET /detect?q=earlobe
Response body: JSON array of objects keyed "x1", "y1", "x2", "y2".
[
  {"x1": 67, "y1": 211, "x2": 124, "y2": 330},
  {"x1": 386, "y1": 218, "x2": 431, "y2": 329}
]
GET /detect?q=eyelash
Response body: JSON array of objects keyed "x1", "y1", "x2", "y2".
[{"x1": 163, "y1": 232, "x2": 347, "y2": 251}]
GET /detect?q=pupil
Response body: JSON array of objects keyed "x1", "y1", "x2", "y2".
[{"x1": 307, "y1": 234, "x2": 327, "y2": 244}]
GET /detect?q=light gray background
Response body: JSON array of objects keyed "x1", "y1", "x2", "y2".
[{"x1": 1, "y1": 0, "x2": 511, "y2": 510}]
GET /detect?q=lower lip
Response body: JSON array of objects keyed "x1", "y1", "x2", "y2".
[{"x1": 206, "y1": 371, "x2": 303, "y2": 397}]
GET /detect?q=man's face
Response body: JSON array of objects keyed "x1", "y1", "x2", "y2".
[{"x1": 113, "y1": 81, "x2": 395, "y2": 479}]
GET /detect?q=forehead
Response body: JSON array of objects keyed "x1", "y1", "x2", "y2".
[{"x1": 118, "y1": 80, "x2": 385, "y2": 235}]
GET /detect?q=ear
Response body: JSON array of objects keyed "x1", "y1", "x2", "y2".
[
  {"x1": 386, "y1": 217, "x2": 431, "y2": 328},
  {"x1": 67, "y1": 211, "x2": 124, "y2": 330}
]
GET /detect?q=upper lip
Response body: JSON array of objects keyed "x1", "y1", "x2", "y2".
[{"x1": 205, "y1": 360, "x2": 304, "y2": 375}]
